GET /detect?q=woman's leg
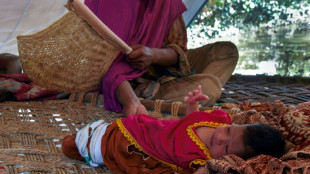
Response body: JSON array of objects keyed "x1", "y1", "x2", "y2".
[
  {"x1": 153, "y1": 42, "x2": 238, "y2": 107},
  {"x1": 188, "y1": 41, "x2": 239, "y2": 86},
  {"x1": 154, "y1": 74, "x2": 222, "y2": 106}
]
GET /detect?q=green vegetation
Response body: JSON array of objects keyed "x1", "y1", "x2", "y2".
[
  {"x1": 189, "y1": 0, "x2": 309, "y2": 38},
  {"x1": 188, "y1": 0, "x2": 310, "y2": 76}
]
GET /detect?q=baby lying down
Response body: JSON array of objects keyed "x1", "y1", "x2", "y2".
[{"x1": 62, "y1": 85, "x2": 285, "y2": 174}]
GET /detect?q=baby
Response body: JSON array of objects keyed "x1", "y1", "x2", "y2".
[{"x1": 62, "y1": 85, "x2": 285, "y2": 174}]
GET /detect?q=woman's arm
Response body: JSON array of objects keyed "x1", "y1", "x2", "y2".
[
  {"x1": 184, "y1": 85, "x2": 209, "y2": 115},
  {"x1": 126, "y1": 16, "x2": 191, "y2": 75}
]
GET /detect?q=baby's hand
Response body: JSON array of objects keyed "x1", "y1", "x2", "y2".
[
  {"x1": 184, "y1": 85, "x2": 209, "y2": 114},
  {"x1": 184, "y1": 85, "x2": 209, "y2": 104}
]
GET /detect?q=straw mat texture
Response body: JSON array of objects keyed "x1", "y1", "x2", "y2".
[
  {"x1": 17, "y1": 11, "x2": 120, "y2": 92},
  {"x1": 0, "y1": 91, "x2": 197, "y2": 173},
  {"x1": 139, "y1": 75, "x2": 310, "y2": 116},
  {"x1": 0, "y1": 93, "x2": 235, "y2": 173},
  {"x1": 0, "y1": 98, "x2": 123, "y2": 173},
  {"x1": 0, "y1": 75, "x2": 309, "y2": 173},
  {"x1": 218, "y1": 75, "x2": 310, "y2": 106}
]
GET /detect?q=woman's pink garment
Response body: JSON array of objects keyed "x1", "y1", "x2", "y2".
[
  {"x1": 117, "y1": 110, "x2": 232, "y2": 171},
  {"x1": 84, "y1": 0, "x2": 187, "y2": 112}
]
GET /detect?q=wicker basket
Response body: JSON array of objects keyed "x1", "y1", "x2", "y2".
[{"x1": 17, "y1": 0, "x2": 129, "y2": 92}]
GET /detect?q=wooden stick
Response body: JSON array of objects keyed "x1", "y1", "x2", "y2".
[
  {"x1": 140, "y1": 99, "x2": 214, "y2": 116},
  {"x1": 78, "y1": 92, "x2": 220, "y2": 116},
  {"x1": 70, "y1": 0, "x2": 132, "y2": 54}
]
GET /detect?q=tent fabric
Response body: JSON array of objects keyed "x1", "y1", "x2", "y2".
[
  {"x1": 0, "y1": 0, "x2": 71, "y2": 55},
  {"x1": 182, "y1": 0, "x2": 207, "y2": 27},
  {"x1": 0, "y1": 0, "x2": 205, "y2": 55}
]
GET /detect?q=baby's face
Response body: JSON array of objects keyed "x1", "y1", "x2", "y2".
[{"x1": 207, "y1": 124, "x2": 247, "y2": 159}]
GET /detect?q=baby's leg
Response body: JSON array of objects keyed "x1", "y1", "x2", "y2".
[
  {"x1": 66, "y1": 120, "x2": 109, "y2": 167},
  {"x1": 62, "y1": 134, "x2": 84, "y2": 161}
]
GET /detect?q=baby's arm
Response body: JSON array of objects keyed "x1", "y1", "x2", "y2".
[{"x1": 184, "y1": 85, "x2": 209, "y2": 115}]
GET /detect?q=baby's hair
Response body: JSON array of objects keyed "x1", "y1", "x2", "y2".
[{"x1": 242, "y1": 124, "x2": 285, "y2": 159}]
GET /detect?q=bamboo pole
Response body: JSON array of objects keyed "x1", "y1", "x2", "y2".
[{"x1": 140, "y1": 99, "x2": 214, "y2": 116}]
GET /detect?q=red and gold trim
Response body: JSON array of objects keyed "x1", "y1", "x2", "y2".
[{"x1": 116, "y1": 119, "x2": 184, "y2": 172}]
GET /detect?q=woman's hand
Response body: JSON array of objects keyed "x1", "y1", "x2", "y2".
[
  {"x1": 126, "y1": 44, "x2": 179, "y2": 70},
  {"x1": 126, "y1": 45, "x2": 154, "y2": 70}
]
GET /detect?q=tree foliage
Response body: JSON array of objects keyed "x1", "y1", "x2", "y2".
[
  {"x1": 190, "y1": 0, "x2": 310, "y2": 38},
  {"x1": 187, "y1": 0, "x2": 310, "y2": 76}
]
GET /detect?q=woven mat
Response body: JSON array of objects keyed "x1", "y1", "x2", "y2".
[
  {"x1": 140, "y1": 75, "x2": 310, "y2": 115},
  {"x1": 0, "y1": 95, "x2": 194, "y2": 173},
  {"x1": 0, "y1": 99, "x2": 122, "y2": 173},
  {"x1": 0, "y1": 98, "x2": 238, "y2": 173},
  {"x1": 218, "y1": 75, "x2": 310, "y2": 106},
  {"x1": 0, "y1": 75, "x2": 309, "y2": 173}
]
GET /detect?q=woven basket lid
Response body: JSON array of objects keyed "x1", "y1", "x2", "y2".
[{"x1": 17, "y1": 10, "x2": 121, "y2": 92}]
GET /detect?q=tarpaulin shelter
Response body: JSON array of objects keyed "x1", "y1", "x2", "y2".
[
  {"x1": 0, "y1": 0, "x2": 205, "y2": 55},
  {"x1": 0, "y1": 0, "x2": 309, "y2": 173}
]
